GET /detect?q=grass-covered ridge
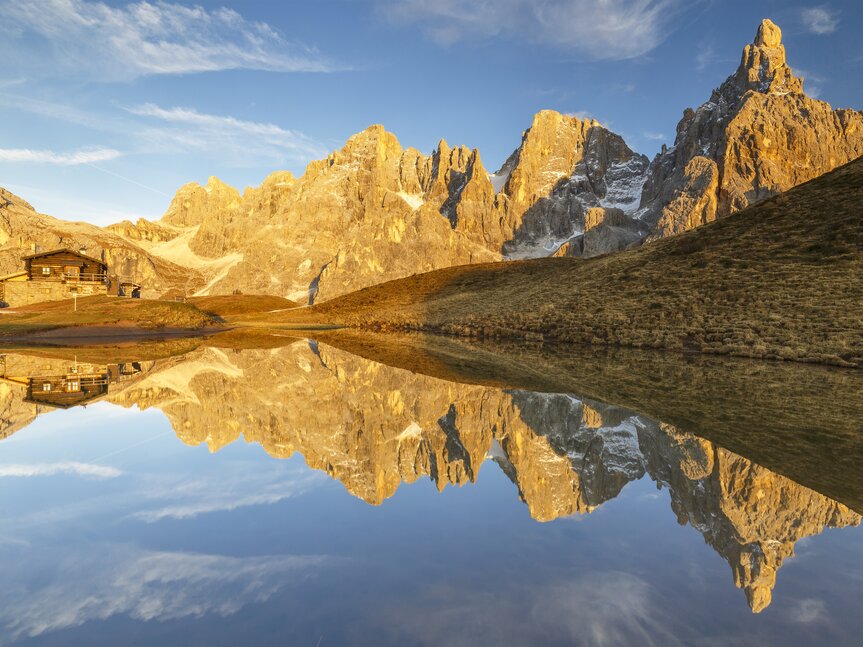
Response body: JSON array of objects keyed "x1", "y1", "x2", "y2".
[
  {"x1": 267, "y1": 156, "x2": 863, "y2": 368},
  {"x1": 0, "y1": 294, "x2": 299, "y2": 339}
]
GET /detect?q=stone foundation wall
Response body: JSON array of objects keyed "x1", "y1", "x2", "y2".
[{"x1": 2, "y1": 281, "x2": 108, "y2": 308}]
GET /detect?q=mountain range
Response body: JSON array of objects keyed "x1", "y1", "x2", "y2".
[{"x1": 0, "y1": 19, "x2": 860, "y2": 304}]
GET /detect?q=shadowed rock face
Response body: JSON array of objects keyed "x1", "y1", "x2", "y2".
[
  {"x1": 489, "y1": 111, "x2": 650, "y2": 258},
  {"x1": 1, "y1": 341, "x2": 858, "y2": 612},
  {"x1": 638, "y1": 19, "x2": 863, "y2": 238}
]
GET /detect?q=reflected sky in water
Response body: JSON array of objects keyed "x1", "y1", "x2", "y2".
[{"x1": 0, "y1": 340, "x2": 860, "y2": 646}]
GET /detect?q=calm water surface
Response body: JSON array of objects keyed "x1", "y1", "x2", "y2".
[{"x1": 0, "y1": 337, "x2": 860, "y2": 646}]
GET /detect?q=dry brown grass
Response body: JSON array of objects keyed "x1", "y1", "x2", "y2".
[
  {"x1": 0, "y1": 295, "x2": 218, "y2": 336},
  {"x1": 265, "y1": 157, "x2": 863, "y2": 368},
  {"x1": 188, "y1": 294, "x2": 298, "y2": 318}
]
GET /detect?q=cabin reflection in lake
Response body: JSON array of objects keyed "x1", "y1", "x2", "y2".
[{"x1": 0, "y1": 336, "x2": 860, "y2": 646}]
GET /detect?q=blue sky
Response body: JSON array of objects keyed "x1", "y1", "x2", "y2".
[{"x1": 0, "y1": 0, "x2": 860, "y2": 226}]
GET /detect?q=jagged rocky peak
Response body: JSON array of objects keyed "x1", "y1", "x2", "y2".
[
  {"x1": 242, "y1": 171, "x2": 297, "y2": 217},
  {"x1": 731, "y1": 19, "x2": 802, "y2": 97},
  {"x1": 161, "y1": 176, "x2": 242, "y2": 228},
  {"x1": 493, "y1": 109, "x2": 649, "y2": 258},
  {"x1": 638, "y1": 18, "x2": 863, "y2": 239}
]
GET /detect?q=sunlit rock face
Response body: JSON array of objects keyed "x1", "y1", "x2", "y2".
[
  {"x1": 2, "y1": 342, "x2": 859, "y2": 613},
  {"x1": 104, "y1": 343, "x2": 583, "y2": 517},
  {"x1": 109, "y1": 127, "x2": 500, "y2": 304},
  {"x1": 638, "y1": 19, "x2": 863, "y2": 238},
  {"x1": 0, "y1": 188, "x2": 201, "y2": 298},
  {"x1": 107, "y1": 112, "x2": 649, "y2": 301}
]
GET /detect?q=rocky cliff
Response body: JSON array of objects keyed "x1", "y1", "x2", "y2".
[
  {"x1": 491, "y1": 111, "x2": 649, "y2": 258},
  {"x1": 638, "y1": 19, "x2": 863, "y2": 237},
  {"x1": 106, "y1": 112, "x2": 651, "y2": 301},
  {"x1": 110, "y1": 128, "x2": 501, "y2": 303}
]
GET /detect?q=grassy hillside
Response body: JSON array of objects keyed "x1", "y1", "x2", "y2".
[
  {"x1": 188, "y1": 294, "x2": 298, "y2": 317},
  {"x1": 0, "y1": 296, "x2": 219, "y2": 337},
  {"x1": 266, "y1": 156, "x2": 863, "y2": 368},
  {"x1": 0, "y1": 294, "x2": 302, "y2": 339}
]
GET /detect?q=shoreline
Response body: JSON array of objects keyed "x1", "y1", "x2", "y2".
[
  {"x1": 0, "y1": 324, "x2": 230, "y2": 346},
  {"x1": 0, "y1": 317, "x2": 859, "y2": 370}
]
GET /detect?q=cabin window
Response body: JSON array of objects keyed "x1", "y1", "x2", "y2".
[
  {"x1": 65, "y1": 381, "x2": 80, "y2": 392},
  {"x1": 41, "y1": 383, "x2": 52, "y2": 392},
  {"x1": 41, "y1": 267, "x2": 51, "y2": 275}
]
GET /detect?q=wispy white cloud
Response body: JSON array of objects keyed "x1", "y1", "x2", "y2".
[
  {"x1": 380, "y1": 572, "x2": 688, "y2": 645},
  {"x1": 801, "y1": 6, "x2": 839, "y2": 35},
  {"x1": 0, "y1": 93, "x2": 121, "y2": 132},
  {"x1": 0, "y1": 78, "x2": 25, "y2": 89},
  {"x1": 0, "y1": 0, "x2": 339, "y2": 81},
  {"x1": 0, "y1": 147, "x2": 122, "y2": 165},
  {"x1": 695, "y1": 42, "x2": 715, "y2": 71},
  {"x1": 381, "y1": 0, "x2": 693, "y2": 60},
  {"x1": 0, "y1": 93, "x2": 328, "y2": 166},
  {"x1": 131, "y1": 473, "x2": 324, "y2": 522},
  {"x1": 0, "y1": 461, "x2": 121, "y2": 479},
  {"x1": 0, "y1": 545, "x2": 328, "y2": 641},
  {"x1": 788, "y1": 598, "x2": 828, "y2": 624},
  {"x1": 127, "y1": 103, "x2": 329, "y2": 164},
  {"x1": 642, "y1": 132, "x2": 666, "y2": 141},
  {"x1": 129, "y1": 104, "x2": 300, "y2": 138}
]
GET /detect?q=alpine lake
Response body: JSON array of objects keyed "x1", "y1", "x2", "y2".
[{"x1": 0, "y1": 330, "x2": 860, "y2": 646}]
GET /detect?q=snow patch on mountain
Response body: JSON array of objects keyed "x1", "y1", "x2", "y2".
[{"x1": 488, "y1": 171, "x2": 511, "y2": 194}]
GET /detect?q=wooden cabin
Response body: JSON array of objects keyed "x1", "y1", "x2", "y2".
[
  {"x1": 0, "y1": 248, "x2": 114, "y2": 307},
  {"x1": 24, "y1": 372, "x2": 110, "y2": 409},
  {"x1": 23, "y1": 249, "x2": 108, "y2": 284},
  {"x1": 0, "y1": 355, "x2": 144, "y2": 410}
]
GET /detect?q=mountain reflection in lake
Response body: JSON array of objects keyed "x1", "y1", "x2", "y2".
[{"x1": 0, "y1": 335, "x2": 860, "y2": 646}]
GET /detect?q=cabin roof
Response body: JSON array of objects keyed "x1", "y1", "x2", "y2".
[
  {"x1": 0, "y1": 270, "x2": 27, "y2": 282},
  {"x1": 21, "y1": 248, "x2": 107, "y2": 268}
]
